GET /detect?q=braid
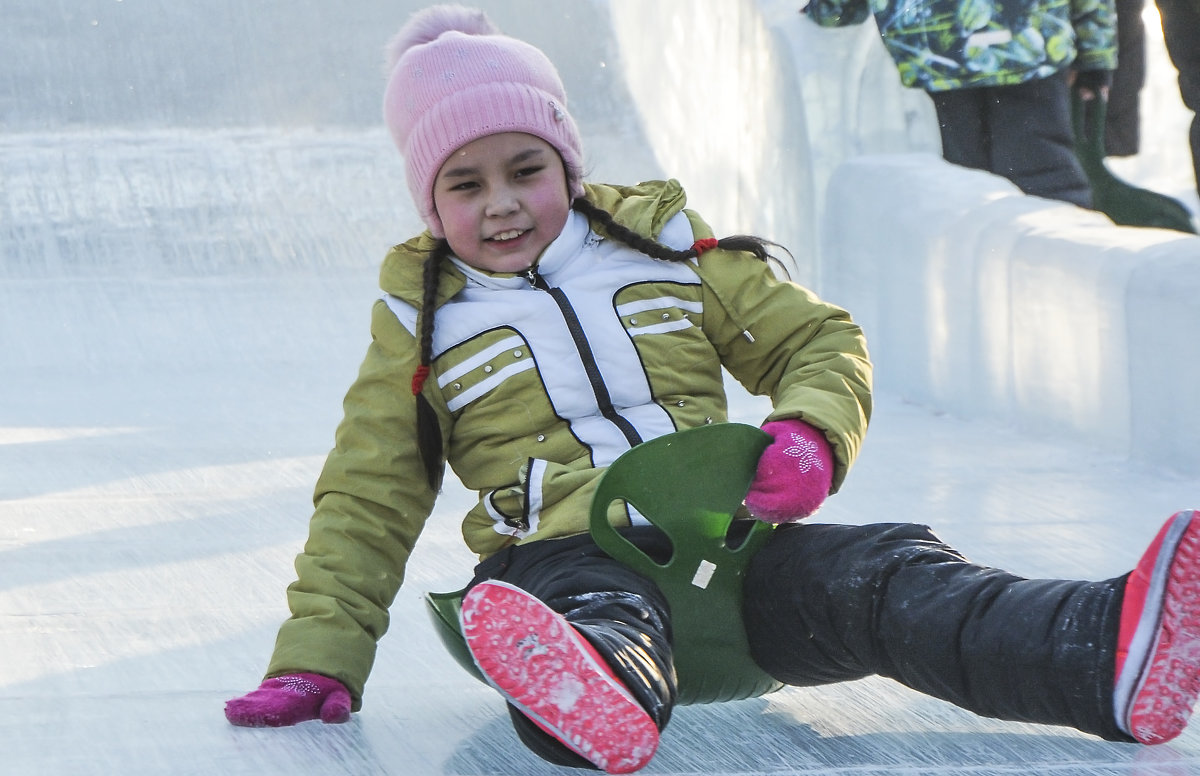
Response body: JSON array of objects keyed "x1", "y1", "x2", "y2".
[
  {"x1": 418, "y1": 240, "x2": 448, "y2": 369},
  {"x1": 413, "y1": 239, "x2": 451, "y2": 491},
  {"x1": 571, "y1": 198, "x2": 686, "y2": 260},
  {"x1": 571, "y1": 198, "x2": 774, "y2": 263}
]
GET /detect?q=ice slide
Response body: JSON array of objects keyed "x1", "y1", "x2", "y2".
[{"x1": 3, "y1": 1, "x2": 1199, "y2": 773}]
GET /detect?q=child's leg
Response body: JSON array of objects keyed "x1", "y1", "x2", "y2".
[
  {"x1": 462, "y1": 530, "x2": 676, "y2": 772},
  {"x1": 930, "y1": 87, "x2": 990, "y2": 173},
  {"x1": 987, "y1": 71, "x2": 1093, "y2": 208},
  {"x1": 743, "y1": 521, "x2": 1130, "y2": 740}
]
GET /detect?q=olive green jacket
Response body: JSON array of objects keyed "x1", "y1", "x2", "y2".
[{"x1": 265, "y1": 179, "x2": 873, "y2": 707}]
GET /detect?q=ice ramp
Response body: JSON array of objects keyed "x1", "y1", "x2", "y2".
[{"x1": 3, "y1": 1, "x2": 1200, "y2": 774}]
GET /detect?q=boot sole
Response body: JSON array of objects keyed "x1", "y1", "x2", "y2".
[
  {"x1": 461, "y1": 580, "x2": 659, "y2": 773},
  {"x1": 1120, "y1": 510, "x2": 1200, "y2": 744}
]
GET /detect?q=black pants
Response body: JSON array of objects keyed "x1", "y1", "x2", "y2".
[
  {"x1": 1157, "y1": 0, "x2": 1200, "y2": 201},
  {"x1": 744, "y1": 522, "x2": 1130, "y2": 741},
  {"x1": 1107, "y1": 0, "x2": 1147, "y2": 157},
  {"x1": 930, "y1": 71, "x2": 1093, "y2": 208},
  {"x1": 469, "y1": 522, "x2": 1132, "y2": 768}
]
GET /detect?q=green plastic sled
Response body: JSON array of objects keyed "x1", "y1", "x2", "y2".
[
  {"x1": 425, "y1": 422, "x2": 785, "y2": 705},
  {"x1": 1071, "y1": 88, "x2": 1197, "y2": 234}
]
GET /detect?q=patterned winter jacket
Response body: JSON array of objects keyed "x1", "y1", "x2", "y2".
[
  {"x1": 264, "y1": 179, "x2": 873, "y2": 707},
  {"x1": 807, "y1": 0, "x2": 1116, "y2": 91}
]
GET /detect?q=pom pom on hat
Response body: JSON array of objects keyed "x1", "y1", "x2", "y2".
[
  {"x1": 383, "y1": 4, "x2": 585, "y2": 237},
  {"x1": 383, "y1": 5, "x2": 497, "y2": 71}
]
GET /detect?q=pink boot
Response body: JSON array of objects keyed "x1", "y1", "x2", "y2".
[
  {"x1": 460, "y1": 580, "x2": 660, "y2": 774},
  {"x1": 1114, "y1": 510, "x2": 1200, "y2": 744}
]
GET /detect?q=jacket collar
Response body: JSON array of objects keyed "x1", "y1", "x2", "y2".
[
  {"x1": 448, "y1": 209, "x2": 592, "y2": 291},
  {"x1": 379, "y1": 180, "x2": 687, "y2": 308}
]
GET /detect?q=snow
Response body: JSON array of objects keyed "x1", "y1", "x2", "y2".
[{"x1": 2, "y1": 1, "x2": 1199, "y2": 774}]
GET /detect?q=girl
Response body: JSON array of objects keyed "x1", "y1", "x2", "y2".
[{"x1": 225, "y1": 5, "x2": 1200, "y2": 773}]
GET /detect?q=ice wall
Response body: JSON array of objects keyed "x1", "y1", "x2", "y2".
[
  {"x1": 607, "y1": 0, "x2": 1200, "y2": 473},
  {"x1": 822, "y1": 157, "x2": 1200, "y2": 472},
  {"x1": 607, "y1": 0, "x2": 820, "y2": 276},
  {"x1": 4, "y1": 0, "x2": 1198, "y2": 473},
  {"x1": 606, "y1": 0, "x2": 941, "y2": 286},
  {"x1": 0, "y1": 0, "x2": 630, "y2": 135}
]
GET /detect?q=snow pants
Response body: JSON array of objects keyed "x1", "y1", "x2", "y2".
[
  {"x1": 930, "y1": 70, "x2": 1093, "y2": 209},
  {"x1": 744, "y1": 522, "x2": 1130, "y2": 742},
  {"x1": 467, "y1": 521, "x2": 1132, "y2": 769}
]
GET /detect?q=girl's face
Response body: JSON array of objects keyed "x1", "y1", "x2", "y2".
[{"x1": 432, "y1": 132, "x2": 572, "y2": 274}]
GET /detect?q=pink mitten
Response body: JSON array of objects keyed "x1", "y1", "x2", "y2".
[
  {"x1": 745, "y1": 419, "x2": 834, "y2": 523},
  {"x1": 225, "y1": 673, "x2": 352, "y2": 727}
]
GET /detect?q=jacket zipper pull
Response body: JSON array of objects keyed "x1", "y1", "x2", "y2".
[{"x1": 525, "y1": 266, "x2": 546, "y2": 289}]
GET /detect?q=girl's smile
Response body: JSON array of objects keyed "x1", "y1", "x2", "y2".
[{"x1": 432, "y1": 132, "x2": 572, "y2": 274}]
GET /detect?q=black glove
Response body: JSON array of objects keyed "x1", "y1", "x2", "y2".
[{"x1": 1074, "y1": 69, "x2": 1113, "y2": 98}]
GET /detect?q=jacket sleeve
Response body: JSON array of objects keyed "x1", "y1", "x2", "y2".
[
  {"x1": 805, "y1": 0, "x2": 873, "y2": 27},
  {"x1": 1071, "y1": 0, "x2": 1118, "y2": 71},
  {"x1": 265, "y1": 299, "x2": 442, "y2": 709},
  {"x1": 694, "y1": 247, "x2": 873, "y2": 493}
]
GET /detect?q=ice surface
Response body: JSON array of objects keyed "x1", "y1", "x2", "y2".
[{"x1": 2, "y1": 1, "x2": 1198, "y2": 774}]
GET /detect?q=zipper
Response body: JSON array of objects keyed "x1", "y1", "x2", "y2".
[{"x1": 525, "y1": 267, "x2": 643, "y2": 447}]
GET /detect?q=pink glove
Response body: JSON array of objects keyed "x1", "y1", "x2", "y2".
[
  {"x1": 225, "y1": 673, "x2": 352, "y2": 727},
  {"x1": 745, "y1": 419, "x2": 834, "y2": 523}
]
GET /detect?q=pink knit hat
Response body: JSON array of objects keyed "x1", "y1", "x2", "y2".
[{"x1": 383, "y1": 5, "x2": 586, "y2": 237}]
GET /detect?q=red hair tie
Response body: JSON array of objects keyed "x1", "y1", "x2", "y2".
[
  {"x1": 412, "y1": 364, "x2": 431, "y2": 396},
  {"x1": 691, "y1": 238, "x2": 719, "y2": 256}
]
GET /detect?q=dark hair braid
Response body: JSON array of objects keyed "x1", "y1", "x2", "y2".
[
  {"x1": 412, "y1": 238, "x2": 451, "y2": 491},
  {"x1": 570, "y1": 197, "x2": 774, "y2": 262}
]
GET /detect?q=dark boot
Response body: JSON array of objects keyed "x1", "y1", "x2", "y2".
[{"x1": 467, "y1": 529, "x2": 677, "y2": 770}]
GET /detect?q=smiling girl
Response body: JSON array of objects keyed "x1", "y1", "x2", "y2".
[{"x1": 224, "y1": 5, "x2": 1200, "y2": 773}]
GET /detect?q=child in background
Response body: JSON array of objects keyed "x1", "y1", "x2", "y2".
[
  {"x1": 225, "y1": 5, "x2": 1200, "y2": 773},
  {"x1": 805, "y1": 0, "x2": 1116, "y2": 209}
]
